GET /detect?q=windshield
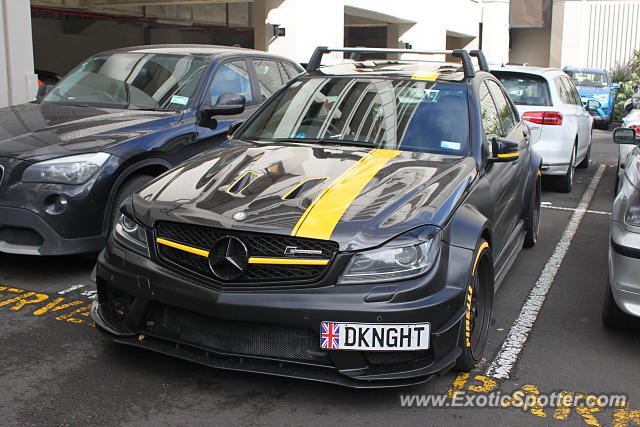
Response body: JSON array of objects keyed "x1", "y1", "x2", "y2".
[
  {"x1": 43, "y1": 53, "x2": 209, "y2": 110},
  {"x1": 241, "y1": 77, "x2": 469, "y2": 155},
  {"x1": 494, "y1": 72, "x2": 551, "y2": 106},
  {"x1": 565, "y1": 70, "x2": 608, "y2": 88}
]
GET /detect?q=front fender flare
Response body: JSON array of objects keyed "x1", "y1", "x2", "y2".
[{"x1": 444, "y1": 204, "x2": 491, "y2": 251}]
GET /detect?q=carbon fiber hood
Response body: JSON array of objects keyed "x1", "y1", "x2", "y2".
[{"x1": 133, "y1": 140, "x2": 478, "y2": 251}]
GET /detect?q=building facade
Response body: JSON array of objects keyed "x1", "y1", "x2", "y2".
[{"x1": 1, "y1": 0, "x2": 639, "y2": 108}]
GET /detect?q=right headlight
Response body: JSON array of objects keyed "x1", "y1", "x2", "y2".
[
  {"x1": 113, "y1": 212, "x2": 149, "y2": 257},
  {"x1": 338, "y1": 230, "x2": 441, "y2": 285},
  {"x1": 22, "y1": 152, "x2": 111, "y2": 185}
]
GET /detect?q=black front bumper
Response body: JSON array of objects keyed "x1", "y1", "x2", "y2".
[
  {"x1": 92, "y1": 238, "x2": 473, "y2": 388},
  {"x1": 0, "y1": 155, "x2": 119, "y2": 255},
  {"x1": 0, "y1": 206, "x2": 106, "y2": 255}
]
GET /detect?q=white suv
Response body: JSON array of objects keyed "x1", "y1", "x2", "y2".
[{"x1": 492, "y1": 66, "x2": 594, "y2": 192}]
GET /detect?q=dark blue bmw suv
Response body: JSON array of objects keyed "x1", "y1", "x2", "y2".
[{"x1": 0, "y1": 44, "x2": 302, "y2": 255}]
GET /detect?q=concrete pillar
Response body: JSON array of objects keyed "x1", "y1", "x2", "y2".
[
  {"x1": 254, "y1": 0, "x2": 345, "y2": 65},
  {"x1": 0, "y1": 0, "x2": 37, "y2": 108},
  {"x1": 480, "y1": 0, "x2": 510, "y2": 65},
  {"x1": 549, "y1": 0, "x2": 565, "y2": 68}
]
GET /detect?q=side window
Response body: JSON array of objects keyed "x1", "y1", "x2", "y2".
[
  {"x1": 282, "y1": 62, "x2": 302, "y2": 80},
  {"x1": 486, "y1": 80, "x2": 517, "y2": 136},
  {"x1": 479, "y1": 81, "x2": 502, "y2": 148},
  {"x1": 564, "y1": 78, "x2": 582, "y2": 105},
  {"x1": 208, "y1": 60, "x2": 253, "y2": 105},
  {"x1": 253, "y1": 59, "x2": 285, "y2": 101},
  {"x1": 555, "y1": 78, "x2": 571, "y2": 105}
]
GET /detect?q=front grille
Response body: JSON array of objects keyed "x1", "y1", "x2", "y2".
[
  {"x1": 0, "y1": 227, "x2": 44, "y2": 246},
  {"x1": 143, "y1": 304, "x2": 331, "y2": 365},
  {"x1": 155, "y1": 221, "x2": 337, "y2": 287}
]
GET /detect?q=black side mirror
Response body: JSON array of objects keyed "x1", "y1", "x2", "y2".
[
  {"x1": 613, "y1": 127, "x2": 638, "y2": 145},
  {"x1": 210, "y1": 93, "x2": 246, "y2": 116},
  {"x1": 489, "y1": 137, "x2": 520, "y2": 162},
  {"x1": 198, "y1": 93, "x2": 246, "y2": 130},
  {"x1": 586, "y1": 100, "x2": 601, "y2": 111},
  {"x1": 227, "y1": 121, "x2": 244, "y2": 139},
  {"x1": 35, "y1": 85, "x2": 53, "y2": 102}
]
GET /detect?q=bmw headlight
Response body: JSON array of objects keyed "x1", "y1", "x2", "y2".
[
  {"x1": 22, "y1": 152, "x2": 111, "y2": 185},
  {"x1": 338, "y1": 230, "x2": 441, "y2": 284},
  {"x1": 113, "y1": 212, "x2": 149, "y2": 256}
]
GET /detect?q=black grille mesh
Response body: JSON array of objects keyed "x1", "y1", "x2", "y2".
[
  {"x1": 0, "y1": 227, "x2": 44, "y2": 246},
  {"x1": 155, "y1": 221, "x2": 337, "y2": 286},
  {"x1": 143, "y1": 304, "x2": 331, "y2": 365}
]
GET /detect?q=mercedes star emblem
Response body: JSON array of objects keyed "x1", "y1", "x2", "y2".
[
  {"x1": 208, "y1": 236, "x2": 249, "y2": 281},
  {"x1": 232, "y1": 211, "x2": 247, "y2": 221}
]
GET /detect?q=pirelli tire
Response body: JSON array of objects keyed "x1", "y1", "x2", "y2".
[
  {"x1": 455, "y1": 239, "x2": 494, "y2": 372},
  {"x1": 523, "y1": 172, "x2": 542, "y2": 248}
]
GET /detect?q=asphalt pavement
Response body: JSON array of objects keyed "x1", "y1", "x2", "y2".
[{"x1": 1, "y1": 130, "x2": 638, "y2": 426}]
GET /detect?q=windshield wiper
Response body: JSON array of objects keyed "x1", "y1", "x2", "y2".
[
  {"x1": 126, "y1": 106, "x2": 172, "y2": 112},
  {"x1": 252, "y1": 137, "x2": 376, "y2": 149}
]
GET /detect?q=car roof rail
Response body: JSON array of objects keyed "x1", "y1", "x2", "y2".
[
  {"x1": 469, "y1": 50, "x2": 489, "y2": 72},
  {"x1": 306, "y1": 46, "x2": 477, "y2": 78}
]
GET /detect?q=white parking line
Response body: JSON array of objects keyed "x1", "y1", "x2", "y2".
[
  {"x1": 542, "y1": 205, "x2": 610, "y2": 215},
  {"x1": 485, "y1": 164, "x2": 605, "y2": 380},
  {"x1": 57, "y1": 284, "x2": 86, "y2": 294}
]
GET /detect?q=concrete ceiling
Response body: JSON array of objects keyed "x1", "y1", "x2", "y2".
[{"x1": 31, "y1": 0, "x2": 253, "y2": 27}]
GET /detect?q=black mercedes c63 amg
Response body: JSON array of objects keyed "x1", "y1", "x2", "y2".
[{"x1": 91, "y1": 47, "x2": 542, "y2": 388}]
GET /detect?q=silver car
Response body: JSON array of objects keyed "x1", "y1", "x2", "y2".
[{"x1": 606, "y1": 127, "x2": 640, "y2": 327}]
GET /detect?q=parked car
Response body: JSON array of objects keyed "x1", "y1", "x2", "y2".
[
  {"x1": 91, "y1": 47, "x2": 542, "y2": 388},
  {"x1": 492, "y1": 65, "x2": 594, "y2": 192},
  {"x1": 0, "y1": 44, "x2": 303, "y2": 256},
  {"x1": 35, "y1": 68, "x2": 61, "y2": 87},
  {"x1": 604, "y1": 127, "x2": 640, "y2": 328},
  {"x1": 614, "y1": 87, "x2": 640, "y2": 193},
  {"x1": 564, "y1": 68, "x2": 620, "y2": 130}
]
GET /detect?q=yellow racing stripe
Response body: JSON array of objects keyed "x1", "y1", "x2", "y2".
[
  {"x1": 411, "y1": 71, "x2": 440, "y2": 81},
  {"x1": 248, "y1": 257, "x2": 329, "y2": 266},
  {"x1": 156, "y1": 238, "x2": 209, "y2": 258},
  {"x1": 291, "y1": 148, "x2": 400, "y2": 240}
]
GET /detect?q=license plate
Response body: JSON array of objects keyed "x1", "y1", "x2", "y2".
[{"x1": 320, "y1": 321, "x2": 430, "y2": 351}]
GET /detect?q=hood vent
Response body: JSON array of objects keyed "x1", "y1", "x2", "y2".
[
  {"x1": 282, "y1": 177, "x2": 327, "y2": 200},
  {"x1": 227, "y1": 170, "x2": 259, "y2": 195}
]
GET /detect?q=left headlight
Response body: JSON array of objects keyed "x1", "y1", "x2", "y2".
[
  {"x1": 338, "y1": 231, "x2": 441, "y2": 285},
  {"x1": 113, "y1": 212, "x2": 149, "y2": 257},
  {"x1": 22, "y1": 152, "x2": 111, "y2": 185}
]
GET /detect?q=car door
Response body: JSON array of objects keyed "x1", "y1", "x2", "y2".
[
  {"x1": 479, "y1": 80, "x2": 524, "y2": 253},
  {"x1": 554, "y1": 77, "x2": 585, "y2": 159},
  {"x1": 194, "y1": 58, "x2": 261, "y2": 147},
  {"x1": 486, "y1": 79, "x2": 529, "y2": 237},
  {"x1": 564, "y1": 77, "x2": 591, "y2": 156}
]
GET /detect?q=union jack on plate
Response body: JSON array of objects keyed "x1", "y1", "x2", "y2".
[{"x1": 320, "y1": 322, "x2": 340, "y2": 349}]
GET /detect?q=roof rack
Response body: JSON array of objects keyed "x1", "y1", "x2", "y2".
[
  {"x1": 306, "y1": 46, "x2": 485, "y2": 78},
  {"x1": 469, "y1": 50, "x2": 489, "y2": 72}
]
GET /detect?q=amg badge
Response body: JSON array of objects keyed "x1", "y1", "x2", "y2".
[{"x1": 284, "y1": 246, "x2": 323, "y2": 256}]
